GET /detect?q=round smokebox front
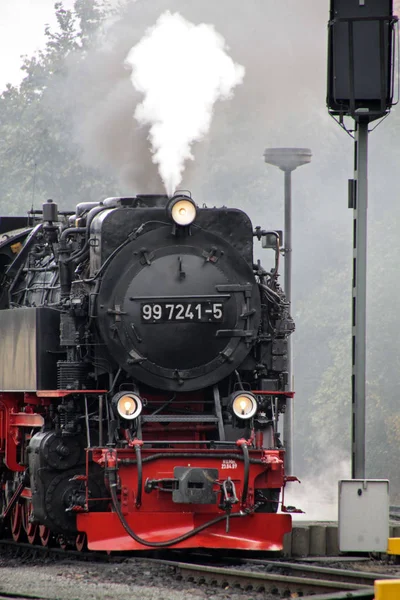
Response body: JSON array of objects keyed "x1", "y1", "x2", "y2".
[{"x1": 96, "y1": 226, "x2": 260, "y2": 391}]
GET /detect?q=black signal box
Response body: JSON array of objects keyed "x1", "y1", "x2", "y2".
[{"x1": 327, "y1": 0, "x2": 396, "y2": 120}]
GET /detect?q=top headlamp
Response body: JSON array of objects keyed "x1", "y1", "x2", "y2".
[{"x1": 167, "y1": 194, "x2": 196, "y2": 226}]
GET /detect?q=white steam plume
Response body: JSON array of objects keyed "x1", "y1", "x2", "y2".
[{"x1": 125, "y1": 11, "x2": 245, "y2": 196}]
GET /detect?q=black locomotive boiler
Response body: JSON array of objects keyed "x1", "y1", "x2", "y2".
[{"x1": 0, "y1": 193, "x2": 296, "y2": 551}]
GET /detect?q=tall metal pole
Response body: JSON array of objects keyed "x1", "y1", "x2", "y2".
[
  {"x1": 352, "y1": 119, "x2": 368, "y2": 479},
  {"x1": 326, "y1": 1, "x2": 396, "y2": 483},
  {"x1": 284, "y1": 169, "x2": 294, "y2": 476},
  {"x1": 263, "y1": 148, "x2": 311, "y2": 477}
]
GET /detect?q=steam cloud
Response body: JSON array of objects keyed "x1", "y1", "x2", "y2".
[{"x1": 124, "y1": 11, "x2": 245, "y2": 196}]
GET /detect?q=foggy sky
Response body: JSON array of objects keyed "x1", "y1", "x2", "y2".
[
  {"x1": 56, "y1": 0, "x2": 363, "y2": 282},
  {"x1": 38, "y1": 0, "x2": 400, "y2": 495},
  {"x1": 0, "y1": 0, "x2": 76, "y2": 91}
]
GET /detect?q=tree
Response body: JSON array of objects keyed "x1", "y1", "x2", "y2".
[{"x1": 0, "y1": 1, "x2": 115, "y2": 215}]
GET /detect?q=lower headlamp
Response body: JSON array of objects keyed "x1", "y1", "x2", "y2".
[
  {"x1": 231, "y1": 392, "x2": 257, "y2": 420},
  {"x1": 113, "y1": 392, "x2": 143, "y2": 420}
]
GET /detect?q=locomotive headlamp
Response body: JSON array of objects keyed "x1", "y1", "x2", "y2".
[
  {"x1": 113, "y1": 392, "x2": 143, "y2": 420},
  {"x1": 231, "y1": 392, "x2": 257, "y2": 420},
  {"x1": 167, "y1": 195, "x2": 197, "y2": 226}
]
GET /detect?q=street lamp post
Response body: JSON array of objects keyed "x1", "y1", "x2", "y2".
[{"x1": 263, "y1": 148, "x2": 312, "y2": 476}]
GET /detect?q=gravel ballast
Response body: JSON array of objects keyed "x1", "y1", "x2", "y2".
[{"x1": 0, "y1": 555, "x2": 277, "y2": 600}]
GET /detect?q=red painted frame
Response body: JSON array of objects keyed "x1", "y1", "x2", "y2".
[{"x1": 78, "y1": 446, "x2": 290, "y2": 551}]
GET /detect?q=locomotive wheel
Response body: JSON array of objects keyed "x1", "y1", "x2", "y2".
[
  {"x1": 39, "y1": 525, "x2": 52, "y2": 547},
  {"x1": 23, "y1": 501, "x2": 38, "y2": 544},
  {"x1": 75, "y1": 532, "x2": 87, "y2": 552},
  {"x1": 11, "y1": 502, "x2": 25, "y2": 542}
]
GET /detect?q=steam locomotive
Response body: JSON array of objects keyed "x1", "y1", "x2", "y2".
[{"x1": 0, "y1": 193, "x2": 296, "y2": 551}]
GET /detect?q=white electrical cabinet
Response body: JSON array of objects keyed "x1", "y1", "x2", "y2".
[{"x1": 338, "y1": 479, "x2": 389, "y2": 552}]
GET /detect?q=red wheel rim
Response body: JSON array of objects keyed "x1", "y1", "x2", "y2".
[
  {"x1": 11, "y1": 502, "x2": 25, "y2": 542},
  {"x1": 39, "y1": 525, "x2": 51, "y2": 547},
  {"x1": 23, "y1": 501, "x2": 38, "y2": 545},
  {"x1": 75, "y1": 532, "x2": 87, "y2": 552}
]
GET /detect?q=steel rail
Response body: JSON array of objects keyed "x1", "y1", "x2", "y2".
[
  {"x1": 155, "y1": 559, "x2": 372, "y2": 595},
  {"x1": 299, "y1": 591, "x2": 374, "y2": 600},
  {"x1": 389, "y1": 504, "x2": 400, "y2": 519},
  {"x1": 240, "y1": 558, "x2": 399, "y2": 586},
  {"x1": 0, "y1": 594, "x2": 56, "y2": 600}
]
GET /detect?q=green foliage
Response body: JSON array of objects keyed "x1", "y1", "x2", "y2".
[
  {"x1": 0, "y1": 0, "x2": 116, "y2": 215},
  {"x1": 294, "y1": 201, "x2": 400, "y2": 495}
]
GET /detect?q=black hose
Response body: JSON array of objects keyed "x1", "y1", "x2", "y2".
[
  {"x1": 239, "y1": 443, "x2": 250, "y2": 504},
  {"x1": 66, "y1": 245, "x2": 89, "y2": 264},
  {"x1": 134, "y1": 444, "x2": 142, "y2": 508},
  {"x1": 108, "y1": 470, "x2": 246, "y2": 548}
]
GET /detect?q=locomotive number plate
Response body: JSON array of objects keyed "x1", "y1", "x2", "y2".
[{"x1": 141, "y1": 301, "x2": 224, "y2": 323}]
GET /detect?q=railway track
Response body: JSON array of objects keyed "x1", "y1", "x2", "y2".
[
  {"x1": 0, "y1": 539, "x2": 395, "y2": 598},
  {"x1": 297, "y1": 592, "x2": 374, "y2": 600},
  {"x1": 237, "y1": 557, "x2": 399, "y2": 586},
  {"x1": 0, "y1": 595, "x2": 52, "y2": 600},
  {"x1": 390, "y1": 505, "x2": 400, "y2": 520},
  {"x1": 158, "y1": 558, "x2": 381, "y2": 596}
]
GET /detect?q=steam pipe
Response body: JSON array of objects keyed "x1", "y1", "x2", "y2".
[
  {"x1": 58, "y1": 227, "x2": 86, "y2": 299},
  {"x1": 59, "y1": 226, "x2": 87, "y2": 243},
  {"x1": 134, "y1": 443, "x2": 143, "y2": 508},
  {"x1": 118, "y1": 452, "x2": 263, "y2": 465},
  {"x1": 66, "y1": 205, "x2": 107, "y2": 263},
  {"x1": 238, "y1": 442, "x2": 250, "y2": 504}
]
